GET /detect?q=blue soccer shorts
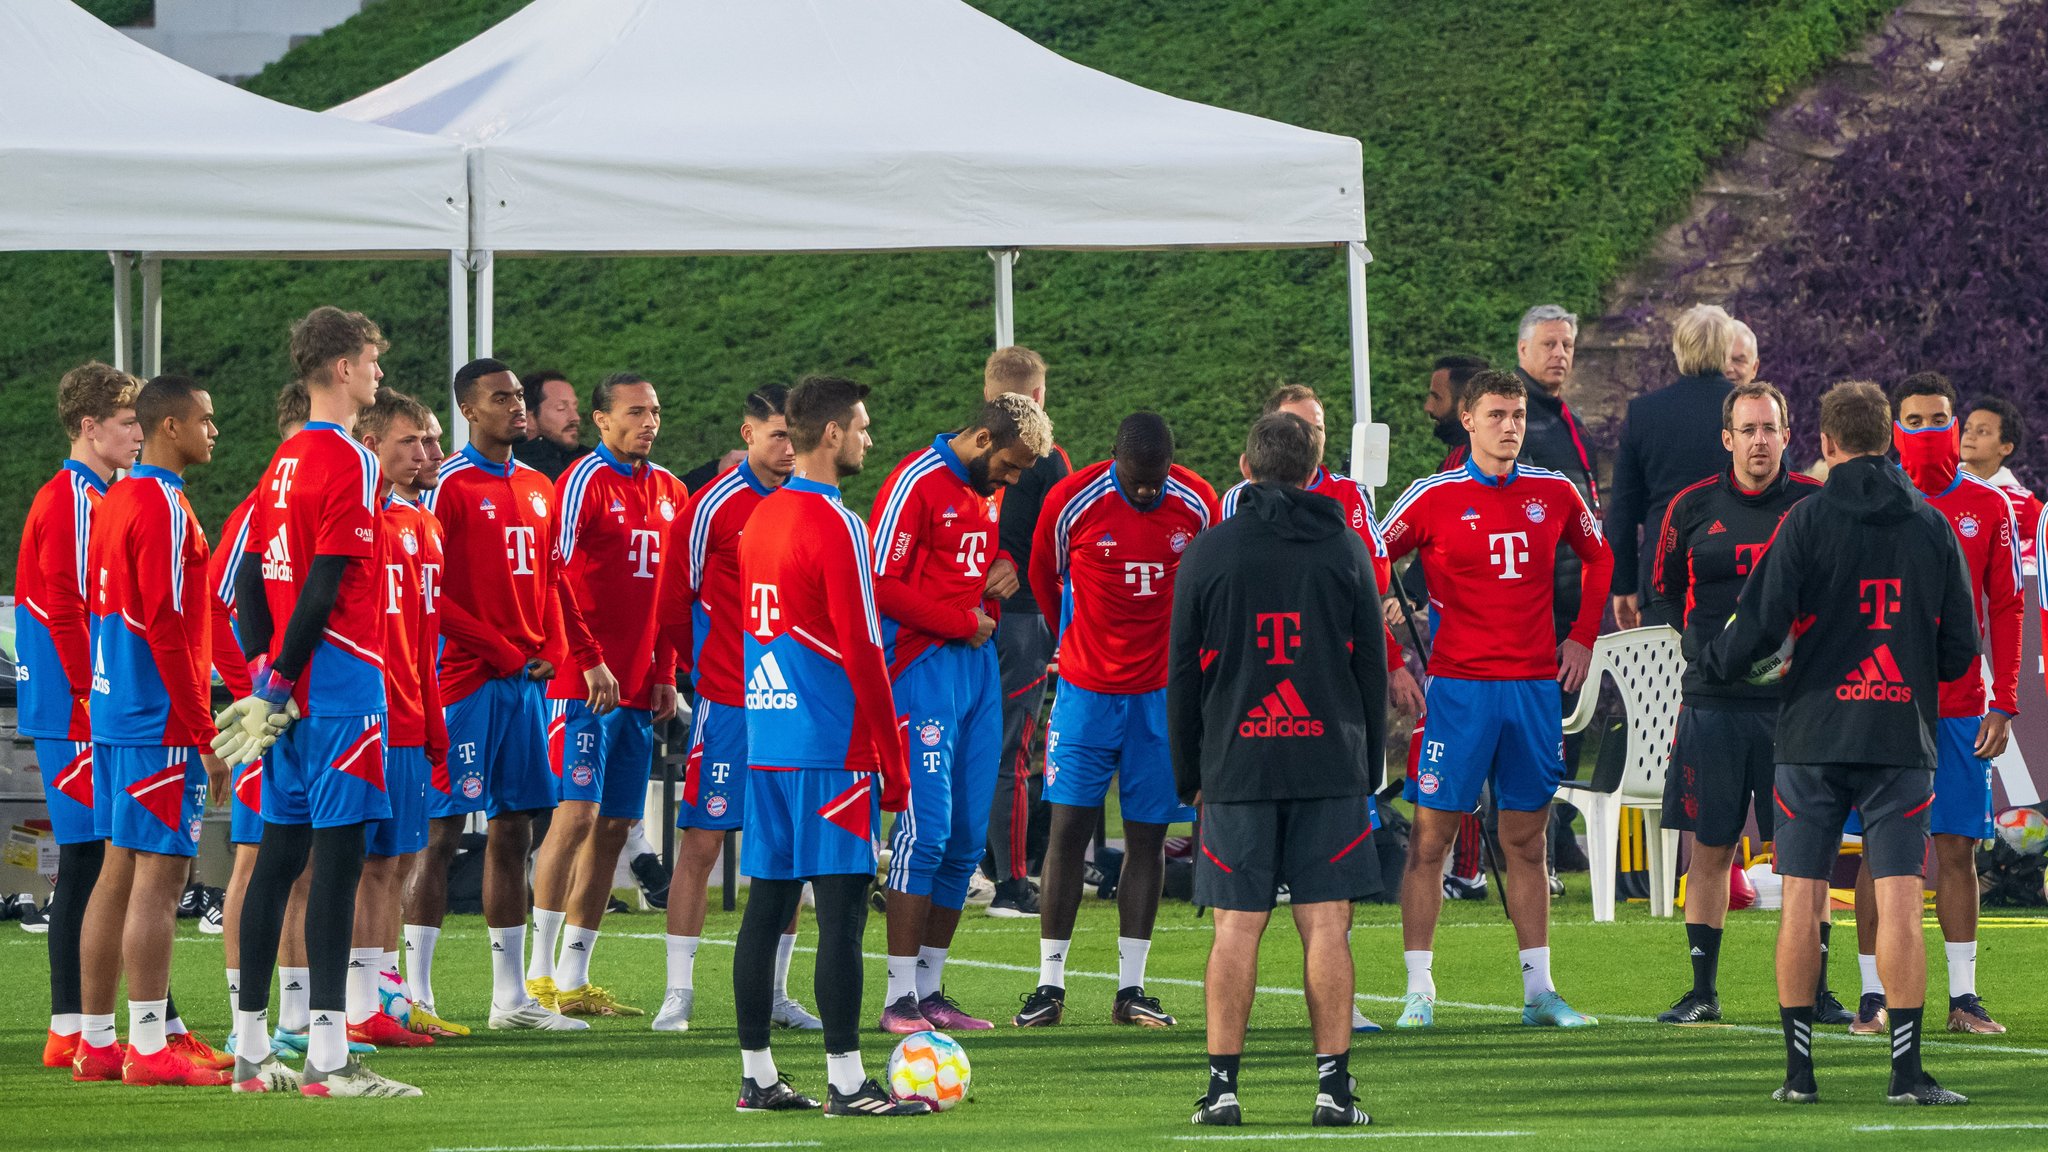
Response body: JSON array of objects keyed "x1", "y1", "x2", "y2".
[
  {"x1": 96, "y1": 744, "x2": 205, "y2": 857},
  {"x1": 264, "y1": 714, "x2": 392, "y2": 828},
  {"x1": 435, "y1": 674, "x2": 553, "y2": 819},
  {"x1": 229, "y1": 756, "x2": 265, "y2": 845},
  {"x1": 741, "y1": 768, "x2": 881, "y2": 881},
  {"x1": 1409, "y1": 676, "x2": 1565, "y2": 814},
  {"x1": 1848, "y1": 716, "x2": 1993, "y2": 840},
  {"x1": 34, "y1": 739, "x2": 96, "y2": 845},
  {"x1": 366, "y1": 745, "x2": 431, "y2": 858},
  {"x1": 549, "y1": 700, "x2": 656, "y2": 820},
  {"x1": 1044, "y1": 683, "x2": 1194, "y2": 825},
  {"x1": 678, "y1": 697, "x2": 748, "y2": 832},
  {"x1": 885, "y1": 643, "x2": 1001, "y2": 909}
]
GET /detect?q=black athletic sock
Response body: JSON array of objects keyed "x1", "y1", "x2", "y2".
[
  {"x1": 48, "y1": 841, "x2": 104, "y2": 1018},
  {"x1": 1685, "y1": 922, "x2": 1723, "y2": 998},
  {"x1": 1316, "y1": 1051, "x2": 1351, "y2": 1103},
  {"x1": 810, "y1": 874, "x2": 872, "y2": 1056},
  {"x1": 1206, "y1": 1053, "x2": 1240, "y2": 1103},
  {"x1": 1815, "y1": 922, "x2": 1833, "y2": 1000},
  {"x1": 306, "y1": 824, "x2": 366, "y2": 1017},
  {"x1": 238, "y1": 821, "x2": 313, "y2": 1013},
  {"x1": 1888, "y1": 1006, "x2": 1925, "y2": 1091},
  {"x1": 733, "y1": 878, "x2": 803, "y2": 1053},
  {"x1": 1779, "y1": 1005, "x2": 1817, "y2": 1093}
]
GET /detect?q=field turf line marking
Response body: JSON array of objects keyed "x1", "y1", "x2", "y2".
[
  {"x1": 434, "y1": 1143, "x2": 825, "y2": 1151},
  {"x1": 1169, "y1": 1131, "x2": 1533, "y2": 1141},
  {"x1": 1853, "y1": 1123, "x2": 2048, "y2": 1133}
]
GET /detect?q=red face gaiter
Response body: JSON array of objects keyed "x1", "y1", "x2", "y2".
[{"x1": 1893, "y1": 420, "x2": 1960, "y2": 494}]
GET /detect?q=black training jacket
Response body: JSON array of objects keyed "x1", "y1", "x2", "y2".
[
  {"x1": 1167, "y1": 483, "x2": 1387, "y2": 804},
  {"x1": 996, "y1": 444, "x2": 1072, "y2": 615},
  {"x1": 1703, "y1": 455, "x2": 1979, "y2": 768}
]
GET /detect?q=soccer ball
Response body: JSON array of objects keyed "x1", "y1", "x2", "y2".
[
  {"x1": 887, "y1": 1029, "x2": 970, "y2": 1111},
  {"x1": 1992, "y1": 807, "x2": 2048, "y2": 856}
]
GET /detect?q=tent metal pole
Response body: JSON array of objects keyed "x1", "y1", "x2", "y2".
[
  {"x1": 449, "y1": 250, "x2": 471, "y2": 447},
  {"x1": 474, "y1": 249, "x2": 495, "y2": 359},
  {"x1": 1346, "y1": 241, "x2": 1371, "y2": 425},
  {"x1": 109, "y1": 252, "x2": 133, "y2": 373},
  {"x1": 140, "y1": 255, "x2": 163, "y2": 379},
  {"x1": 990, "y1": 249, "x2": 1017, "y2": 348}
]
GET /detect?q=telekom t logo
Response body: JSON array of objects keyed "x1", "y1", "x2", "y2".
[
  {"x1": 384, "y1": 564, "x2": 406, "y2": 614},
  {"x1": 1859, "y1": 579, "x2": 1902, "y2": 630},
  {"x1": 749, "y1": 582, "x2": 781, "y2": 638},
  {"x1": 628, "y1": 529, "x2": 662, "y2": 579},
  {"x1": 955, "y1": 531, "x2": 989, "y2": 577},
  {"x1": 1487, "y1": 531, "x2": 1530, "y2": 579},
  {"x1": 421, "y1": 563, "x2": 441, "y2": 615},
  {"x1": 1255, "y1": 612, "x2": 1302, "y2": 665},
  {"x1": 1733, "y1": 543, "x2": 1768, "y2": 576},
  {"x1": 504, "y1": 526, "x2": 537, "y2": 575},
  {"x1": 1124, "y1": 561, "x2": 1166, "y2": 597},
  {"x1": 457, "y1": 742, "x2": 477, "y2": 765},
  {"x1": 269, "y1": 458, "x2": 300, "y2": 508},
  {"x1": 1425, "y1": 740, "x2": 1445, "y2": 763}
]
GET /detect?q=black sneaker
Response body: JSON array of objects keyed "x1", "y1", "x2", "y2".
[
  {"x1": 630, "y1": 852, "x2": 670, "y2": 911},
  {"x1": 177, "y1": 883, "x2": 206, "y2": 919},
  {"x1": 1312, "y1": 1092, "x2": 1371, "y2": 1127},
  {"x1": 987, "y1": 879, "x2": 1040, "y2": 919},
  {"x1": 824, "y1": 1078, "x2": 930, "y2": 1117},
  {"x1": 15, "y1": 894, "x2": 48, "y2": 934},
  {"x1": 1814, "y1": 989, "x2": 1854, "y2": 1026},
  {"x1": 735, "y1": 1075, "x2": 821, "y2": 1112},
  {"x1": 1113, "y1": 986, "x2": 1176, "y2": 1027},
  {"x1": 1656, "y1": 991, "x2": 1721, "y2": 1025},
  {"x1": 1191, "y1": 1093, "x2": 1241, "y2": 1126},
  {"x1": 1013, "y1": 984, "x2": 1065, "y2": 1027},
  {"x1": 1442, "y1": 874, "x2": 1488, "y2": 901},
  {"x1": 0, "y1": 893, "x2": 19, "y2": 922},
  {"x1": 198, "y1": 891, "x2": 225, "y2": 935},
  {"x1": 1772, "y1": 1083, "x2": 1819, "y2": 1104},
  {"x1": 1886, "y1": 1075, "x2": 1968, "y2": 1106}
]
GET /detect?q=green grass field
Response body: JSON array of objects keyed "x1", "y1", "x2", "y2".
[{"x1": 7, "y1": 886, "x2": 2046, "y2": 1151}]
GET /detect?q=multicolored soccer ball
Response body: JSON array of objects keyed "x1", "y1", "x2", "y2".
[
  {"x1": 1992, "y1": 806, "x2": 2048, "y2": 856},
  {"x1": 887, "y1": 1029, "x2": 970, "y2": 1111}
]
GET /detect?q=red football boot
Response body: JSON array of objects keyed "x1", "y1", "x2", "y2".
[
  {"x1": 71, "y1": 1039, "x2": 125, "y2": 1082},
  {"x1": 43, "y1": 1030, "x2": 79, "y2": 1069},
  {"x1": 347, "y1": 1011, "x2": 433, "y2": 1049},
  {"x1": 122, "y1": 1044, "x2": 231, "y2": 1087},
  {"x1": 167, "y1": 1031, "x2": 235, "y2": 1071}
]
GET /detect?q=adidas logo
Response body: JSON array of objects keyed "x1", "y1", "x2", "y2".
[
  {"x1": 348, "y1": 959, "x2": 369, "y2": 968},
  {"x1": 285, "y1": 980, "x2": 304, "y2": 990},
  {"x1": 1460, "y1": 507, "x2": 1480, "y2": 521},
  {"x1": 314, "y1": 1014, "x2": 333, "y2": 1025},
  {"x1": 567, "y1": 941, "x2": 586, "y2": 952},
  {"x1": 140, "y1": 1011, "x2": 160, "y2": 1023},
  {"x1": 1318, "y1": 1060, "x2": 1338, "y2": 1077},
  {"x1": 92, "y1": 637, "x2": 110, "y2": 696},
  {"x1": 1708, "y1": 520, "x2": 1727, "y2": 535},
  {"x1": 1095, "y1": 533, "x2": 1116, "y2": 548},
  {"x1": 745, "y1": 652, "x2": 799, "y2": 710},
  {"x1": 1522, "y1": 963, "x2": 1535, "y2": 973},
  {"x1": 1689, "y1": 947, "x2": 1705, "y2": 957},
  {"x1": 1837, "y1": 644, "x2": 1912, "y2": 703},
  {"x1": 1048, "y1": 951, "x2": 1064, "y2": 962},
  {"x1": 915, "y1": 958, "x2": 931, "y2": 969},
  {"x1": 261, "y1": 526, "x2": 294, "y2": 582},
  {"x1": 490, "y1": 941, "x2": 504, "y2": 952},
  {"x1": 1238, "y1": 679, "x2": 1324, "y2": 738}
]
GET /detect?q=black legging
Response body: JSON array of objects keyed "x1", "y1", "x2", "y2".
[
  {"x1": 48, "y1": 840, "x2": 105, "y2": 1017},
  {"x1": 734, "y1": 874, "x2": 870, "y2": 1055},
  {"x1": 237, "y1": 822, "x2": 364, "y2": 1019}
]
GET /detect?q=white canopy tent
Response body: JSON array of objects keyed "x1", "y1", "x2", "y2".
[
  {"x1": 333, "y1": 0, "x2": 1386, "y2": 479},
  {"x1": 0, "y1": 0, "x2": 469, "y2": 378}
]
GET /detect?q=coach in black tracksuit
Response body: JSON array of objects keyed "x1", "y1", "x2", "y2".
[
  {"x1": 1170, "y1": 413, "x2": 1384, "y2": 1130},
  {"x1": 1704, "y1": 381, "x2": 1978, "y2": 1108}
]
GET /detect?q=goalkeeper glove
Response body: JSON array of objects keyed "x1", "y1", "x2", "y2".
[{"x1": 211, "y1": 660, "x2": 300, "y2": 766}]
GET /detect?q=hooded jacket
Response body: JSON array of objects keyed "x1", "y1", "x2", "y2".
[
  {"x1": 1167, "y1": 483, "x2": 1387, "y2": 804},
  {"x1": 1703, "y1": 455, "x2": 1979, "y2": 769}
]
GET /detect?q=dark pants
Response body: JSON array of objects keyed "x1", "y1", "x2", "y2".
[{"x1": 987, "y1": 613, "x2": 1053, "y2": 882}]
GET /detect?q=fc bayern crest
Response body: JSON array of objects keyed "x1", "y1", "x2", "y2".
[
  {"x1": 401, "y1": 528, "x2": 419, "y2": 555},
  {"x1": 1523, "y1": 501, "x2": 1547, "y2": 524},
  {"x1": 571, "y1": 765, "x2": 595, "y2": 788},
  {"x1": 659, "y1": 498, "x2": 677, "y2": 522},
  {"x1": 1418, "y1": 771, "x2": 1440, "y2": 795},
  {"x1": 461, "y1": 775, "x2": 484, "y2": 799},
  {"x1": 1957, "y1": 514, "x2": 1980, "y2": 538},
  {"x1": 529, "y1": 493, "x2": 549, "y2": 518},
  {"x1": 706, "y1": 795, "x2": 728, "y2": 818},
  {"x1": 919, "y1": 722, "x2": 943, "y2": 747},
  {"x1": 1169, "y1": 529, "x2": 1192, "y2": 554}
]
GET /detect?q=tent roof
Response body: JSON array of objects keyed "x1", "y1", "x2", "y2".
[
  {"x1": 0, "y1": 0, "x2": 467, "y2": 256},
  {"x1": 332, "y1": 0, "x2": 1365, "y2": 256}
]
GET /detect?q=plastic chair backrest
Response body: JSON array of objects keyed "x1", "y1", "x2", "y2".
[{"x1": 1562, "y1": 627, "x2": 1686, "y2": 801}]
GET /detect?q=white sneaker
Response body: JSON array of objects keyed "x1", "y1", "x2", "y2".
[
  {"x1": 1351, "y1": 1006, "x2": 1382, "y2": 1033},
  {"x1": 771, "y1": 995, "x2": 824, "y2": 1030},
  {"x1": 301, "y1": 1059, "x2": 422, "y2": 1098},
  {"x1": 652, "y1": 988, "x2": 694, "y2": 1033},
  {"x1": 964, "y1": 872, "x2": 997, "y2": 906},
  {"x1": 488, "y1": 999, "x2": 590, "y2": 1031}
]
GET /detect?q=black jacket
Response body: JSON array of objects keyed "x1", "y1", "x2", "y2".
[
  {"x1": 1653, "y1": 466, "x2": 1821, "y2": 709},
  {"x1": 511, "y1": 436, "x2": 590, "y2": 482},
  {"x1": 1168, "y1": 483, "x2": 1387, "y2": 804},
  {"x1": 1605, "y1": 372, "x2": 1735, "y2": 602},
  {"x1": 1703, "y1": 456, "x2": 1979, "y2": 768},
  {"x1": 996, "y1": 445, "x2": 1072, "y2": 615},
  {"x1": 1516, "y1": 369, "x2": 1600, "y2": 637}
]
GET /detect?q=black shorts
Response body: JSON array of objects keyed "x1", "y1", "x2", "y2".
[
  {"x1": 1662, "y1": 706, "x2": 1776, "y2": 846},
  {"x1": 1194, "y1": 796, "x2": 1378, "y2": 912},
  {"x1": 1772, "y1": 764, "x2": 1932, "y2": 881}
]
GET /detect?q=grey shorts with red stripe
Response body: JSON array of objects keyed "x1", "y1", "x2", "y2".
[
  {"x1": 1193, "y1": 795, "x2": 1380, "y2": 912},
  {"x1": 1770, "y1": 763, "x2": 1933, "y2": 881}
]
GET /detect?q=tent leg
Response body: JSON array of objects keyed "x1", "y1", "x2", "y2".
[
  {"x1": 474, "y1": 250, "x2": 495, "y2": 358},
  {"x1": 110, "y1": 253, "x2": 133, "y2": 373},
  {"x1": 990, "y1": 249, "x2": 1017, "y2": 348},
  {"x1": 1344, "y1": 240, "x2": 1391, "y2": 493},
  {"x1": 449, "y1": 250, "x2": 471, "y2": 448},
  {"x1": 140, "y1": 255, "x2": 163, "y2": 379}
]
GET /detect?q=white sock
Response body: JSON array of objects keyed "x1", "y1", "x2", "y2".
[
  {"x1": 50, "y1": 1011, "x2": 81, "y2": 1037},
  {"x1": 885, "y1": 955, "x2": 919, "y2": 1005},
  {"x1": 915, "y1": 945, "x2": 948, "y2": 1001},
  {"x1": 1945, "y1": 940, "x2": 1977, "y2": 1000},
  {"x1": 279, "y1": 966, "x2": 312, "y2": 1032},
  {"x1": 774, "y1": 931, "x2": 798, "y2": 1001},
  {"x1": 742, "y1": 1046, "x2": 778, "y2": 1091},
  {"x1": 826, "y1": 1050, "x2": 865, "y2": 1095},
  {"x1": 556, "y1": 925, "x2": 598, "y2": 990},
  {"x1": 404, "y1": 924, "x2": 439, "y2": 1010},
  {"x1": 1404, "y1": 950, "x2": 1436, "y2": 998},
  {"x1": 234, "y1": 1009, "x2": 269, "y2": 1063},
  {"x1": 490, "y1": 925, "x2": 529, "y2": 1010},
  {"x1": 528, "y1": 908, "x2": 565, "y2": 982},
  {"x1": 1859, "y1": 952, "x2": 1885, "y2": 997},
  {"x1": 1039, "y1": 937, "x2": 1070, "y2": 989},
  {"x1": 346, "y1": 947, "x2": 382, "y2": 1025},
  {"x1": 128, "y1": 999, "x2": 169, "y2": 1056},
  {"x1": 225, "y1": 968, "x2": 241, "y2": 1026},
  {"x1": 1116, "y1": 936, "x2": 1152, "y2": 991},
  {"x1": 666, "y1": 934, "x2": 700, "y2": 992},
  {"x1": 165, "y1": 1008, "x2": 186, "y2": 1037},
  {"x1": 624, "y1": 821, "x2": 657, "y2": 859},
  {"x1": 307, "y1": 1008, "x2": 347, "y2": 1073},
  {"x1": 83, "y1": 1011, "x2": 117, "y2": 1049},
  {"x1": 1519, "y1": 947, "x2": 1554, "y2": 1001}
]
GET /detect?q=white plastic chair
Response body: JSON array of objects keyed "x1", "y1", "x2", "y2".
[{"x1": 1557, "y1": 626, "x2": 1686, "y2": 923}]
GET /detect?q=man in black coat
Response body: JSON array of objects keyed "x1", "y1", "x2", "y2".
[{"x1": 1170, "y1": 413, "x2": 1385, "y2": 1130}]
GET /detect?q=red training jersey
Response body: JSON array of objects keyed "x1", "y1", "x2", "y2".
[
  {"x1": 87, "y1": 465, "x2": 213, "y2": 746},
  {"x1": 869, "y1": 435, "x2": 1009, "y2": 678},
  {"x1": 549, "y1": 445, "x2": 685, "y2": 709},
  {"x1": 1922, "y1": 473, "x2": 2023, "y2": 719},
  {"x1": 1029, "y1": 460, "x2": 1218, "y2": 695},
  {"x1": 1380, "y1": 458, "x2": 1614, "y2": 681},
  {"x1": 380, "y1": 493, "x2": 449, "y2": 761},
  {"x1": 1986, "y1": 468, "x2": 2041, "y2": 571},
  {"x1": 657, "y1": 458, "x2": 776, "y2": 708},
  {"x1": 13, "y1": 461, "x2": 106, "y2": 741},
  {"x1": 207, "y1": 492, "x2": 258, "y2": 699}
]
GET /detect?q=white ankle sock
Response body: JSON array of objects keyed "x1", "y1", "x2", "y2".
[
  {"x1": 50, "y1": 1011, "x2": 81, "y2": 1037},
  {"x1": 1116, "y1": 936, "x2": 1152, "y2": 991},
  {"x1": 741, "y1": 1047, "x2": 778, "y2": 1090},
  {"x1": 307, "y1": 1008, "x2": 347, "y2": 1073},
  {"x1": 666, "y1": 934, "x2": 701, "y2": 992},
  {"x1": 1518, "y1": 946, "x2": 1554, "y2": 1001},
  {"x1": 915, "y1": 945, "x2": 948, "y2": 1001},
  {"x1": 1404, "y1": 950, "x2": 1436, "y2": 998},
  {"x1": 885, "y1": 955, "x2": 919, "y2": 1005},
  {"x1": 404, "y1": 924, "x2": 440, "y2": 1010},
  {"x1": 556, "y1": 925, "x2": 598, "y2": 990},
  {"x1": 826, "y1": 1050, "x2": 865, "y2": 1095},
  {"x1": 1039, "y1": 937, "x2": 1070, "y2": 989},
  {"x1": 279, "y1": 966, "x2": 312, "y2": 1032},
  {"x1": 528, "y1": 908, "x2": 565, "y2": 982},
  {"x1": 1945, "y1": 940, "x2": 1977, "y2": 1000},
  {"x1": 490, "y1": 925, "x2": 529, "y2": 1010},
  {"x1": 773, "y1": 931, "x2": 798, "y2": 1000},
  {"x1": 234, "y1": 1009, "x2": 270, "y2": 1064},
  {"x1": 164, "y1": 1009, "x2": 187, "y2": 1038},
  {"x1": 82, "y1": 1012, "x2": 117, "y2": 1049},
  {"x1": 225, "y1": 967, "x2": 241, "y2": 1026},
  {"x1": 1859, "y1": 952, "x2": 1885, "y2": 997},
  {"x1": 128, "y1": 998, "x2": 169, "y2": 1056},
  {"x1": 346, "y1": 946, "x2": 382, "y2": 1025}
]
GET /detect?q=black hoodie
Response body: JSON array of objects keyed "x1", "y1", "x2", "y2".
[
  {"x1": 1168, "y1": 483, "x2": 1388, "y2": 804},
  {"x1": 1703, "y1": 455, "x2": 1979, "y2": 769}
]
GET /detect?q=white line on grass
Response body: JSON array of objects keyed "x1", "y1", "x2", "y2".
[
  {"x1": 1854, "y1": 1123, "x2": 2048, "y2": 1133},
  {"x1": 1168, "y1": 1131, "x2": 1533, "y2": 1141},
  {"x1": 433, "y1": 1143, "x2": 825, "y2": 1151}
]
